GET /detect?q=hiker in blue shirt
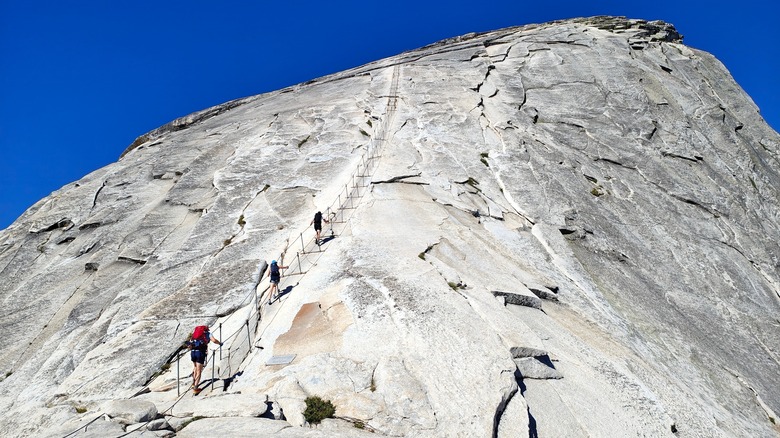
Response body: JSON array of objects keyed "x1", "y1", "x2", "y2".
[{"x1": 266, "y1": 259, "x2": 288, "y2": 304}]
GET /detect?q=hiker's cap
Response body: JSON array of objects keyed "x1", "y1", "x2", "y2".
[{"x1": 271, "y1": 260, "x2": 277, "y2": 264}]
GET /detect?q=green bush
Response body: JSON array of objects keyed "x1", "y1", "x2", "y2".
[{"x1": 303, "y1": 396, "x2": 336, "y2": 425}]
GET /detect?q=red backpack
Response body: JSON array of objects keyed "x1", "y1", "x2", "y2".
[{"x1": 190, "y1": 325, "x2": 209, "y2": 348}]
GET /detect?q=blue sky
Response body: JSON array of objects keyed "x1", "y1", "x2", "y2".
[{"x1": 1, "y1": 1, "x2": 778, "y2": 229}]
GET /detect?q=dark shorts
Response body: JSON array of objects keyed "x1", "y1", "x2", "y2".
[
  {"x1": 191, "y1": 349, "x2": 207, "y2": 364},
  {"x1": 314, "y1": 223, "x2": 322, "y2": 231},
  {"x1": 270, "y1": 274, "x2": 280, "y2": 284}
]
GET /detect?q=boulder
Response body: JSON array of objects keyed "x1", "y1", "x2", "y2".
[
  {"x1": 492, "y1": 290, "x2": 543, "y2": 309},
  {"x1": 176, "y1": 417, "x2": 291, "y2": 437},
  {"x1": 515, "y1": 357, "x2": 563, "y2": 380},
  {"x1": 168, "y1": 392, "x2": 268, "y2": 418},
  {"x1": 102, "y1": 399, "x2": 158, "y2": 424}
]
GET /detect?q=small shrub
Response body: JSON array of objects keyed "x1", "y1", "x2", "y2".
[
  {"x1": 223, "y1": 238, "x2": 233, "y2": 247},
  {"x1": 447, "y1": 281, "x2": 466, "y2": 291},
  {"x1": 590, "y1": 187, "x2": 605, "y2": 197},
  {"x1": 418, "y1": 244, "x2": 435, "y2": 261},
  {"x1": 303, "y1": 396, "x2": 336, "y2": 425},
  {"x1": 354, "y1": 420, "x2": 365, "y2": 429},
  {"x1": 370, "y1": 377, "x2": 376, "y2": 392},
  {"x1": 75, "y1": 406, "x2": 87, "y2": 414},
  {"x1": 359, "y1": 128, "x2": 369, "y2": 137},
  {"x1": 480, "y1": 152, "x2": 489, "y2": 167}
]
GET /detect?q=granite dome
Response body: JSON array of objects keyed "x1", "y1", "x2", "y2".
[{"x1": 1, "y1": 16, "x2": 779, "y2": 437}]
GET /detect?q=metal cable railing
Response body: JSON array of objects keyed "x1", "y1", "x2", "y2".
[{"x1": 60, "y1": 64, "x2": 402, "y2": 438}]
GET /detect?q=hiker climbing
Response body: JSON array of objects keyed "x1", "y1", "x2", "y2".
[
  {"x1": 310, "y1": 210, "x2": 329, "y2": 245},
  {"x1": 186, "y1": 325, "x2": 222, "y2": 395},
  {"x1": 266, "y1": 259, "x2": 288, "y2": 304}
]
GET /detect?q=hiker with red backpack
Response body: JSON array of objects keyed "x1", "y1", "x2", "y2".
[{"x1": 186, "y1": 325, "x2": 222, "y2": 395}]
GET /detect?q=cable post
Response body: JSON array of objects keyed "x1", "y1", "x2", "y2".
[
  {"x1": 210, "y1": 350, "x2": 216, "y2": 391},
  {"x1": 245, "y1": 320, "x2": 252, "y2": 353},
  {"x1": 177, "y1": 352, "x2": 180, "y2": 397},
  {"x1": 219, "y1": 323, "x2": 223, "y2": 360}
]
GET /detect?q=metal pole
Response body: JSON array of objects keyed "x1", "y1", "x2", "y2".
[
  {"x1": 297, "y1": 252, "x2": 302, "y2": 274},
  {"x1": 210, "y1": 350, "x2": 215, "y2": 391},
  {"x1": 300, "y1": 233, "x2": 305, "y2": 254},
  {"x1": 245, "y1": 320, "x2": 252, "y2": 353},
  {"x1": 219, "y1": 323, "x2": 223, "y2": 361},
  {"x1": 330, "y1": 207, "x2": 335, "y2": 237},
  {"x1": 177, "y1": 352, "x2": 180, "y2": 396},
  {"x1": 227, "y1": 345, "x2": 232, "y2": 377}
]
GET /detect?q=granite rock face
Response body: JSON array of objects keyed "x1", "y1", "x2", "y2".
[{"x1": 1, "y1": 16, "x2": 780, "y2": 437}]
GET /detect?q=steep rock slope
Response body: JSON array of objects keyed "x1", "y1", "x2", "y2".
[{"x1": 0, "y1": 16, "x2": 779, "y2": 437}]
